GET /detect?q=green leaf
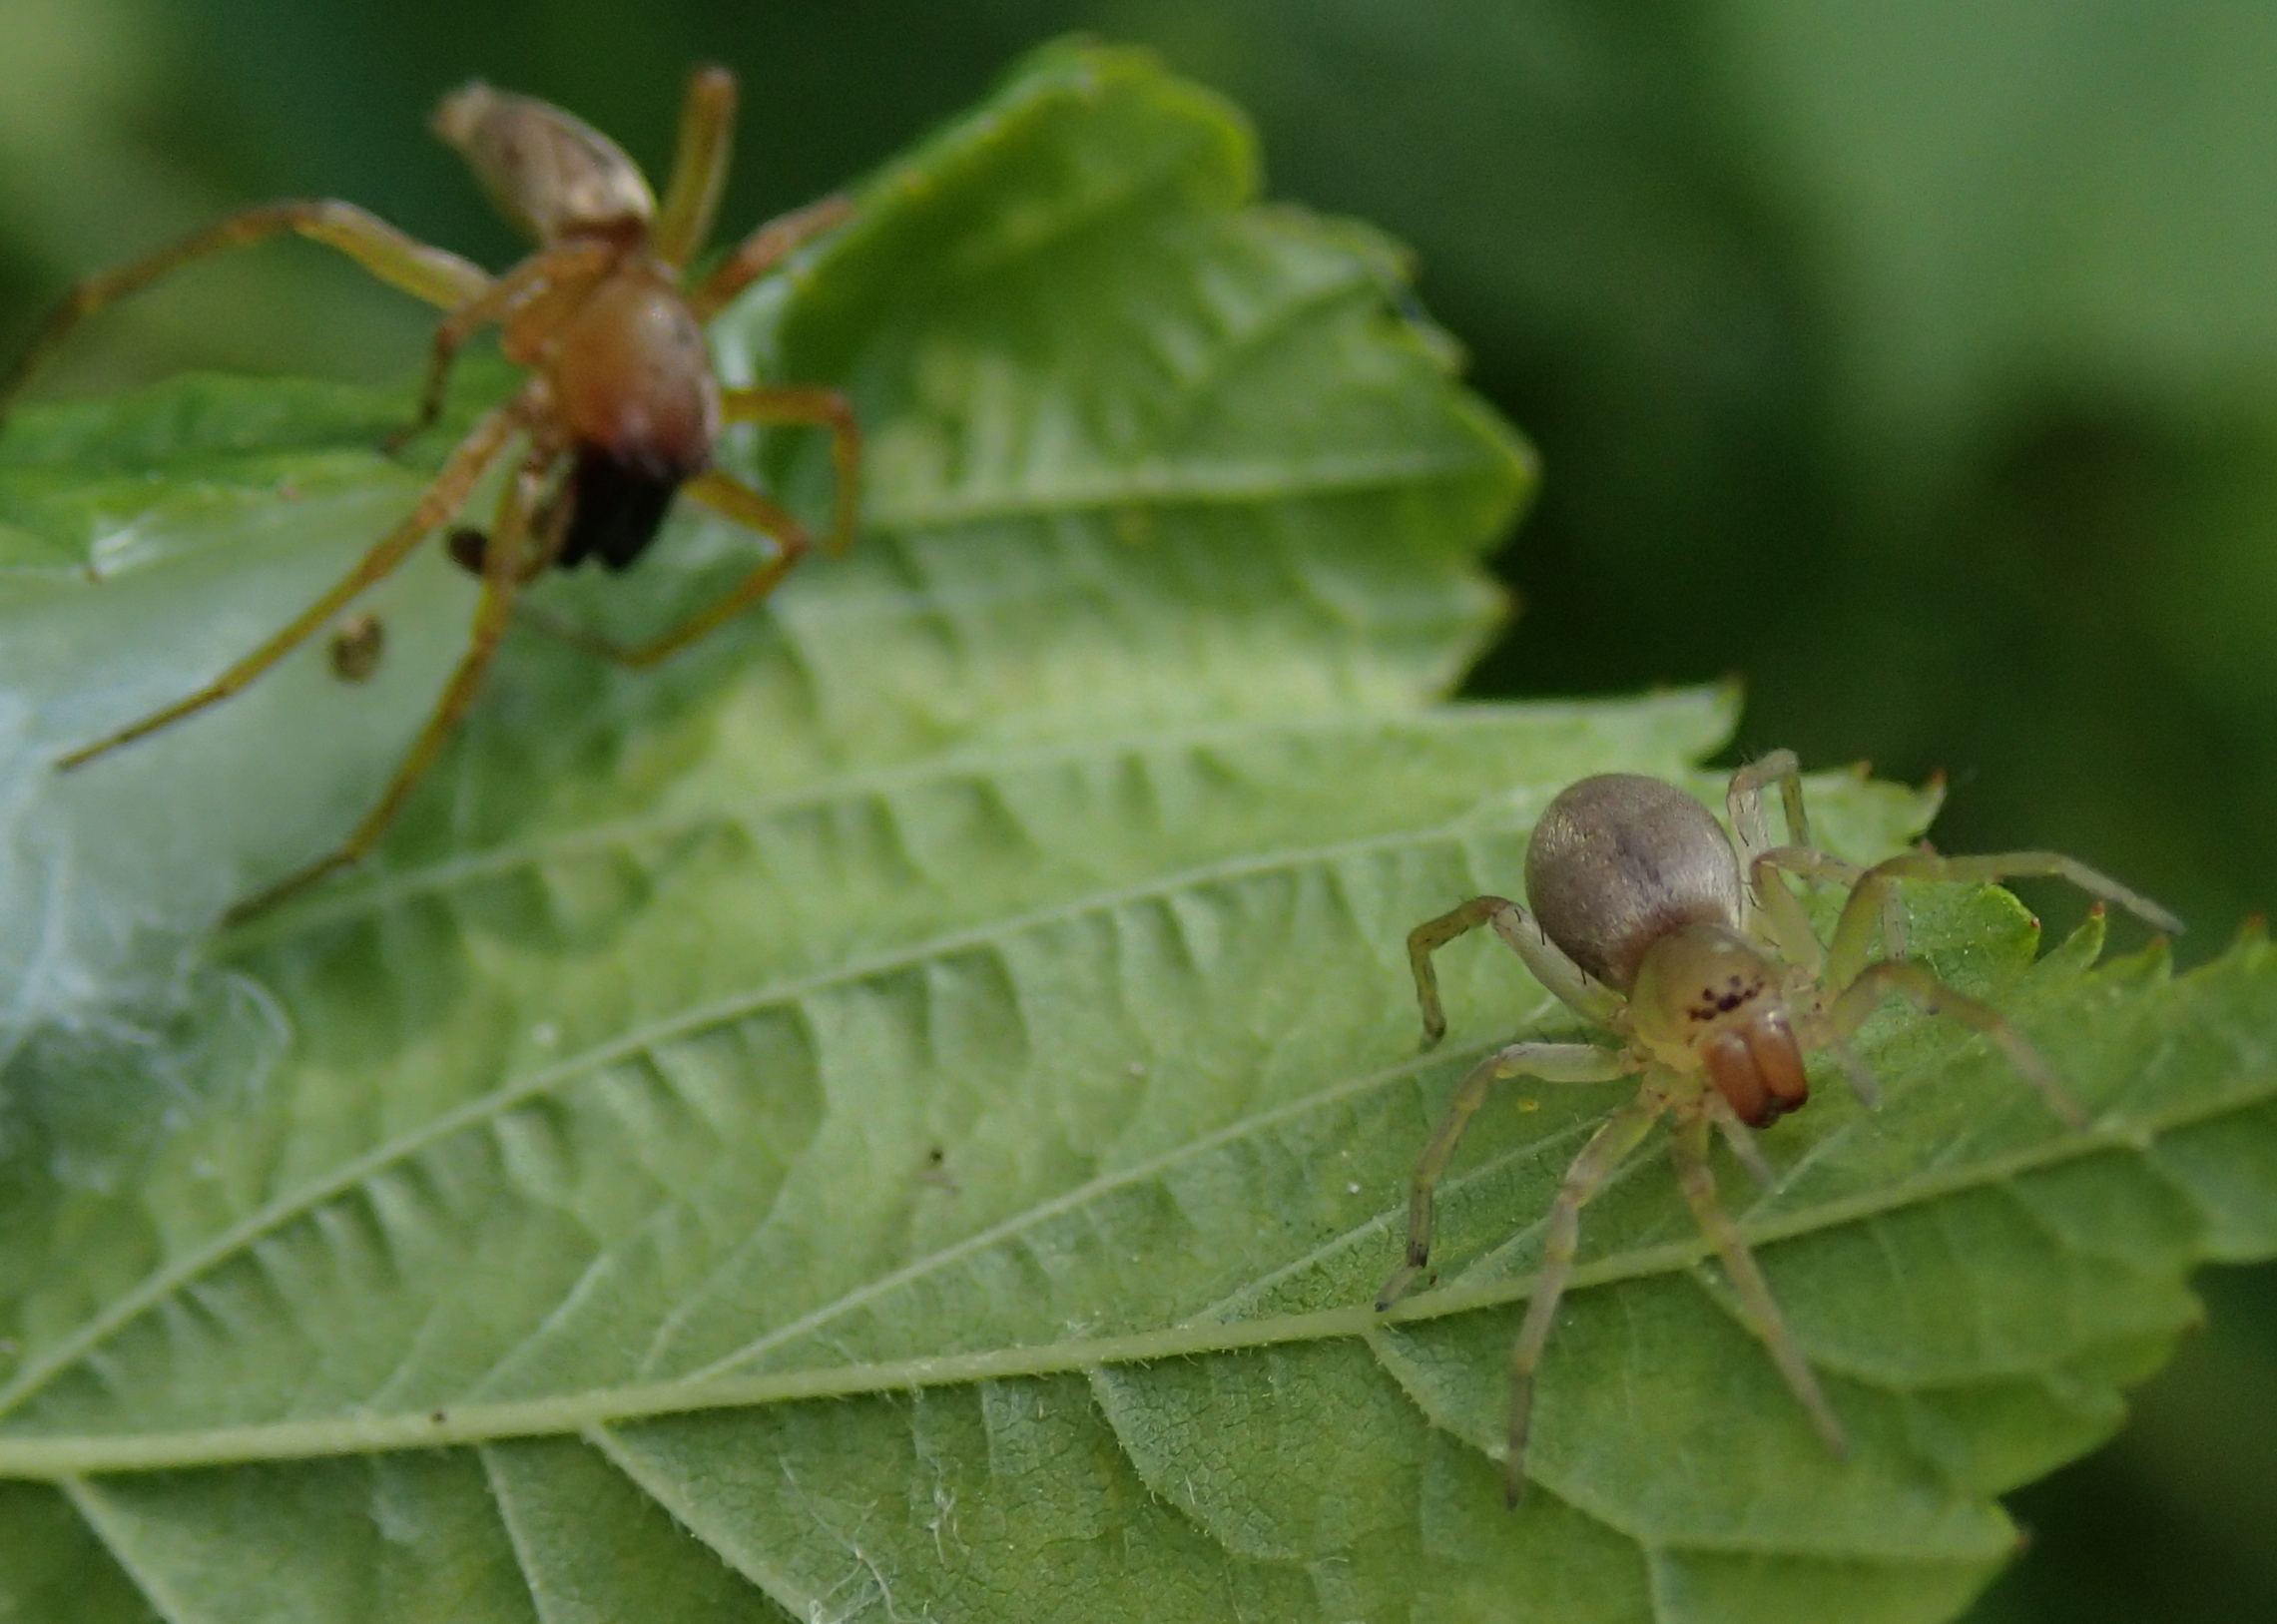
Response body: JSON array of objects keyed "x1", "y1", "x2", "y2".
[{"x1": 2, "y1": 39, "x2": 2272, "y2": 1624}]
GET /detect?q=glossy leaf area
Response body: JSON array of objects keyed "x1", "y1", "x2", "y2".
[{"x1": 1, "y1": 42, "x2": 2272, "y2": 1624}]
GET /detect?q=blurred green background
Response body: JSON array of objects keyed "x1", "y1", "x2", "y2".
[{"x1": 4, "y1": 0, "x2": 2271, "y2": 1616}]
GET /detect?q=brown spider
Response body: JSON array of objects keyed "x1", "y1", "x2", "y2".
[
  {"x1": 2, "y1": 66, "x2": 859, "y2": 919},
  {"x1": 1378, "y1": 751, "x2": 2181, "y2": 1504}
]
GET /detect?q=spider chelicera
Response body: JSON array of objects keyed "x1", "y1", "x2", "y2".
[
  {"x1": 2, "y1": 66, "x2": 859, "y2": 919},
  {"x1": 1378, "y1": 752, "x2": 2180, "y2": 1504}
]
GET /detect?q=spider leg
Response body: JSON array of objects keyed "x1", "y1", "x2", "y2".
[
  {"x1": 1727, "y1": 755, "x2": 1913, "y2": 958},
  {"x1": 385, "y1": 242, "x2": 613, "y2": 452},
  {"x1": 653, "y1": 66, "x2": 738, "y2": 269},
  {"x1": 1700, "y1": 1089, "x2": 1778, "y2": 1187},
  {"x1": 1743, "y1": 848, "x2": 1840, "y2": 972},
  {"x1": 1726, "y1": 749, "x2": 1810, "y2": 860},
  {"x1": 550, "y1": 467, "x2": 810, "y2": 669},
  {"x1": 1826, "y1": 957, "x2": 2085, "y2": 1127},
  {"x1": 720, "y1": 384, "x2": 861, "y2": 556},
  {"x1": 1670, "y1": 1112, "x2": 1846, "y2": 1455},
  {"x1": 1821, "y1": 1034, "x2": 1885, "y2": 1111},
  {"x1": 1377, "y1": 1040, "x2": 1637, "y2": 1311},
  {"x1": 1828, "y1": 849, "x2": 2181, "y2": 986},
  {"x1": 1, "y1": 201, "x2": 488, "y2": 422},
  {"x1": 1726, "y1": 747, "x2": 1880, "y2": 944},
  {"x1": 222, "y1": 440, "x2": 556, "y2": 921},
  {"x1": 687, "y1": 193, "x2": 854, "y2": 322},
  {"x1": 1747, "y1": 839, "x2": 1907, "y2": 967},
  {"x1": 55, "y1": 396, "x2": 530, "y2": 772},
  {"x1": 1407, "y1": 895, "x2": 1623, "y2": 1047},
  {"x1": 1501, "y1": 1093, "x2": 1665, "y2": 1504}
]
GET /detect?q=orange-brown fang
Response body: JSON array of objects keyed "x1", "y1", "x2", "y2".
[
  {"x1": 1749, "y1": 1008, "x2": 1810, "y2": 1115},
  {"x1": 1703, "y1": 1012, "x2": 1810, "y2": 1127}
]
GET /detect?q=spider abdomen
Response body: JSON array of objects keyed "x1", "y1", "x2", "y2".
[{"x1": 1523, "y1": 773, "x2": 1744, "y2": 991}]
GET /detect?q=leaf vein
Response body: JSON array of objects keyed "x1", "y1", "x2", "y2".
[{"x1": 3, "y1": 1070, "x2": 2264, "y2": 1476}]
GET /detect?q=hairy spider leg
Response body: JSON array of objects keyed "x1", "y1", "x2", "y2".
[
  {"x1": 1502, "y1": 1093, "x2": 1666, "y2": 1504},
  {"x1": 1726, "y1": 749, "x2": 1810, "y2": 864},
  {"x1": 721, "y1": 384, "x2": 861, "y2": 555},
  {"x1": 1668, "y1": 1113, "x2": 1846, "y2": 1456},
  {"x1": 652, "y1": 65, "x2": 737, "y2": 268},
  {"x1": 221, "y1": 436, "x2": 559, "y2": 921},
  {"x1": 1407, "y1": 895, "x2": 1623, "y2": 1047},
  {"x1": 0, "y1": 201, "x2": 488, "y2": 422},
  {"x1": 1741, "y1": 849, "x2": 1839, "y2": 973},
  {"x1": 55, "y1": 396, "x2": 531, "y2": 771},
  {"x1": 1728, "y1": 750, "x2": 1812, "y2": 945},
  {"x1": 1730, "y1": 752, "x2": 1907, "y2": 963},
  {"x1": 1727, "y1": 752, "x2": 1898, "y2": 950},
  {"x1": 1826, "y1": 958, "x2": 2084, "y2": 1127},
  {"x1": 387, "y1": 241, "x2": 616, "y2": 451},
  {"x1": 688, "y1": 193, "x2": 854, "y2": 321},
  {"x1": 1377, "y1": 1040, "x2": 1639, "y2": 1312},
  {"x1": 1829, "y1": 849, "x2": 2183, "y2": 988}
]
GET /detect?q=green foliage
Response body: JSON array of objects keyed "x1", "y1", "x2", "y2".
[{"x1": 2, "y1": 41, "x2": 2273, "y2": 1624}]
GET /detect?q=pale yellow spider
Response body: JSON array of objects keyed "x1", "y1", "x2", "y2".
[{"x1": 1381, "y1": 752, "x2": 2180, "y2": 1503}]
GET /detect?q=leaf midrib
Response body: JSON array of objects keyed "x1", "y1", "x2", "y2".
[{"x1": 0, "y1": 1062, "x2": 2257, "y2": 1478}]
